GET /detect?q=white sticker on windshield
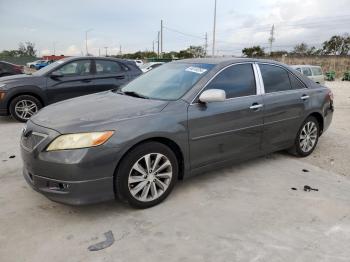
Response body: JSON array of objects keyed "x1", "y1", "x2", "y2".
[{"x1": 185, "y1": 66, "x2": 207, "y2": 74}]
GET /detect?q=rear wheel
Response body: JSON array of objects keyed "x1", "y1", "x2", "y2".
[
  {"x1": 9, "y1": 95, "x2": 42, "y2": 122},
  {"x1": 115, "y1": 142, "x2": 178, "y2": 208},
  {"x1": 289, "y1": 116, "x2": 319, "y2": 157}
]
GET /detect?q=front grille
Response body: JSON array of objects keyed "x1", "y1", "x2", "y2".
[{"x1": 21, "y1": 132, "x2": 47, "y2": 151}]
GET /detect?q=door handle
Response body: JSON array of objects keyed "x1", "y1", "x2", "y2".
[
  {"x1": 249, "y1": 103, "x2": 263, "y2": 110},
  {"x1": 115, "y1": 75, "x2": 125, "y2": 80},
  {"x1": 81, "y1": 79, "x2": 91, "y2": 83},
  {"x1": 301, "y1": 95, "x2": 310, "y2": 100}
]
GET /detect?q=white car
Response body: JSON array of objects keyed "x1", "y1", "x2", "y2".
[
  {"x1": 291, "y1": 65, "x2": 325, "y2": 85},
  {"x1": 140, "y1": 62, "x2": 164, "y2": 73},
  {"x1": 26, "y1": 60, "x2": 47, "y2": 69}
]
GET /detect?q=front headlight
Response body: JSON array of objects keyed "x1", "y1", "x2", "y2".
[{"x1": 46, "y1": 131, "x2": 114, "y2": 151}]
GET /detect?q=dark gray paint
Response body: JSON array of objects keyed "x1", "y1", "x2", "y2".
[{"x1": 20, "y1": 58, "x2": 334, "y2": 205}]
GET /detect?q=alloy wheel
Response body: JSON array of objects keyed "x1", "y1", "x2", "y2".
[
  {"x1": 299, "y1": 121, "x2": 318, "y2": 153},
  {"x1": 14, "y1": 99, "x2": 38, "y2": 120},
  {"x1": 128, "y1": 153, "x2": 173, "y2": 202}
]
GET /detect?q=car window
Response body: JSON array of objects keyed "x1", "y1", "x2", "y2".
[
  {"x1": 302, "y1": 67, "x2": 312, "y2": 76},
  {"x1": 95, "y1": 60, "x2": 122, "y2": 74},
  {"x1": 289, "y1": 73, "x2": 306, "y2": 90},
  {"x1": 311, "y1": 67, "x2": 322, "y2": 76},
  {"x1": 259, "y1": 64, "x2": 291, "y2": 93},
  {"x1": 204, "y1": 63, "x2": 256, "y2": 99},
  {"x1": 54, "y1": 60, "x2": 91, "y2": 76},
  {"x1": 295, "y1": 68, "x2": 301, "y2": 73}
]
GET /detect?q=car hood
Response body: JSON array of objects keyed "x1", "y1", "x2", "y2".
[
  {"x1": 30, "y1": 91, "x2": 169, "y2": 133},
  {"x1": 0, "y1": 74, "x2": 43, "y2": 89}
]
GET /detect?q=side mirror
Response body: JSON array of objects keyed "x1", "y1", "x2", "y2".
[
  {"x1": 50, "y1": 71, "x2": 63, "y2": 78},
  {"x1": 199, "y1": 89, "x2": 226, "y2": 103}
]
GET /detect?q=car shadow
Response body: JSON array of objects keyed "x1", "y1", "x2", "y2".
[{"x1": 49, "y1": 152, "x2": 292, "y2": 216}]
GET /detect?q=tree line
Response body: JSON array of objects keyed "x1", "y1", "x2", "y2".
[
  {"x1": 0, "y1": 42, "x2": 37, "y2": 58},
  {"x1": 242, "y1": 33, "x2": 350, "y2": 57}
]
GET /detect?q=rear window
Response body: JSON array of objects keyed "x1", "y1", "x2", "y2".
[
  {"x1": 302, "y1": 67, "x2": 312, "y2": 76},
  {"x1": 95, "y1": 60, "x2": 122, "y2": 74},
  {"x1": 259, "y1": 64, "x2": 291, "y2": 93},
  {"x1": 311, "y1": 67, "x2": 323, "y2": 76}
]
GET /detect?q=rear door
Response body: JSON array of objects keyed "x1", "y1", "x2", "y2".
[
  {"x1": 46, "y1": 59, "x2": 95, "y2": 103},
  {"x1": 91, "y1": 59, "x2": 129, "y2": 91},
  {"x1": 258, "y1": 63, "x2": 309, "y2": 152},
  {"x1": 188, "y1": 63, "x2": 264, "y2": 169}
]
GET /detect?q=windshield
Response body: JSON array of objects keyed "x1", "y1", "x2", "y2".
[
  {"x1": 32, "y1": 59, "x2": 67, "y2": 76},
  {"x1": 121, "y1": 62, "x2": 214, "y2": 100}
]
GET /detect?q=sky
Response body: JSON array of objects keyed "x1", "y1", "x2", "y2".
[{"x1": 0, "y1": 0, "x2": 349, "y2": 56}]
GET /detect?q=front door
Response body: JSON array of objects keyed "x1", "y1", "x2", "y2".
[
  {"x1": 46, "y1": 59, "x2": 95, "y2": 104},
  {"x1": 188, "y1": 63, "x2": 264, "y2": 169}
]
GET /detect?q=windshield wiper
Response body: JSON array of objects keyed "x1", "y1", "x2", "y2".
[{"x1": 122, "y1": 91, "x2": 149, "y2": 99}]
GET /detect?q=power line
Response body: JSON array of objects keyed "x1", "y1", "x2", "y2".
[{"x1": 163, "y1": 26, "x2": 205, "y2": 40}]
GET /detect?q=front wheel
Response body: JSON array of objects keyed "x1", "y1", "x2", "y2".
[
  {"x1": 289, "y1": 116, "x2": 320, "y2": 157},
  {"x1": 9, "y1": 95, "x2": 42, "y2": 122},
  {"x1": 115, "y1": 142, "x2": 178, "y2": 208}
]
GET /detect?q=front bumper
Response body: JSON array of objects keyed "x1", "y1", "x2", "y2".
[
  {"x1": 23, "y1": 168, "x2": 114, "y2": 205},
  {"x1": 20, "y1": 120, "x2": 120, "y2": 205}
]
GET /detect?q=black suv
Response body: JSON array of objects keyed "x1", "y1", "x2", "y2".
[{"x1": 0, "y1": 57, "x2": 142, "y2": 122}]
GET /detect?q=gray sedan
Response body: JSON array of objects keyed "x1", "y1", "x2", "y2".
[{"x1": 20, "y1": 58, "x2": 334, "y2": 208}]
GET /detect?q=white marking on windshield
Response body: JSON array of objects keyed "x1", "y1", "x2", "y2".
[{"x1": 185, "y1": 66, "x2": 208, "y2": 74}]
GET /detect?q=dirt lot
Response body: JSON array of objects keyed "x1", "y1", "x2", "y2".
[{"x1": 0, "y1": 81, "x2": 349, "y2": 262}]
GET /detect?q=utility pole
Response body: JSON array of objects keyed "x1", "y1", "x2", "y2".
[
  {"x1": 160, "y1": 19, "x2": 163, "y2": 57},
  {"x1": 212, "y1": 0, "x2": 217, "y2": 57},
  {"x1": 98, "y1": 48, "x2": 101, "y2": 56},
  {"x1": 157, "y1": 31, "x2": 160, "y2": 58},
  {"x1": 204, "y1": 32, "x2": 208, "y2": 57},
  {"x1": 104, "y1": 46, "x2": 108, "y2": 57},
  {"x1": 53, "y1": 42, "x2": 56, "y2": 56},
  {"x1": 119, "y1": 45, "x2": 122, "y2": 55},
  {"x1": 85, "y1": 29, "x2": 92, "y2": 56},
  {"x1": 268, "y1": 24, "x2": 275, "y2": 55}
]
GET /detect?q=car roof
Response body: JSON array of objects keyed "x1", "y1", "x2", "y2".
[{"x1": 173, "y1": 57, "x2": 288, "y2": 67}]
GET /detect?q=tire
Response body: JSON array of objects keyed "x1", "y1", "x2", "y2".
[
  {"x1": 9, "y1": 95, "x2": 42, "y2": 122},
  {"x1": 30, "y1": 65, "x2": 35, "y2": 69},
  {"x1": 289, "y1": 116, "x2": 320, "y2": 157},
  {"x1": 115, "y1": 142, "x2": 178, "y2": 208}
]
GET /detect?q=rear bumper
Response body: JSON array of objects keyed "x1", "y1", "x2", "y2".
[{"x1": 23, "y1": 167, "x2": 115, "y2": 205}]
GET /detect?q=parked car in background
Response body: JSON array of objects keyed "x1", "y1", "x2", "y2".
[
  {"x1": 0, "y1": 61, "x2": 24, "y2": 77},
  {"x1": 291, "y1": 65, "x2": 325, "y2": 85},
  {"x1": 34, "y1": 60, "x2": 51, "y2": 70},
  {"x1": 20, "y1": 58, "x2": 333, "y2": 208},
  {"x1": 0, "y1": 56, "x2": 142, "y2": 122},
  {"x1": 26, "y1": 60, "x2": 48, "y2": 69},
  {"x1": 140, "y1": 62, "x2": 164, "y2": 73}
]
